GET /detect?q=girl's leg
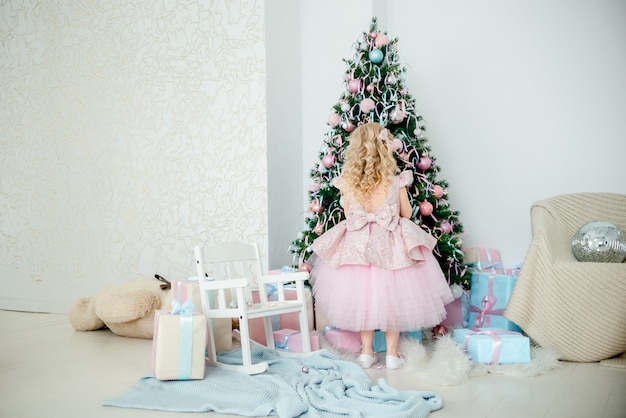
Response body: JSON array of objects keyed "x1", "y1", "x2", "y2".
[
  {"x1": 385, "y1": 330, "x2": 400, "y2": 357},
  {"x1": 360, "y1": 330, "x2": 375, "y2": 355},
  {"x1": 358, "y1": 330, "x2": 377, "y2": 368}
]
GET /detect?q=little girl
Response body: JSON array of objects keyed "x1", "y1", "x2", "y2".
[{"x1": 310, "y1": 122, "x2": 453, "y2": 369}]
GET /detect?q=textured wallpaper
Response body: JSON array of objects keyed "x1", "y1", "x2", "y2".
[{"x1": 0, "y1": 0, "x2": 267, "y2": 312}]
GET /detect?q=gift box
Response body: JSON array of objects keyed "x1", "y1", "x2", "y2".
[
  {"x1": 173, "y1": 277, "x2": 233, "y2": 352},
  {"x1": 322, "y1": 327, "x2": 362, "y2": 353},
  {"x1": 273, "y1": 328, "x2": 320, "y2": 352},
  {"x1": 171, "y1": 278, "x2": 203, "y2": 312},
  {"x1": 504, "y1": 264, "x2": 522, "y2": 276},
  {"x1": 469, "y1": 272, "x2": 522, "y2": 332},
  {"x1": 152, "y1": 300, "x2": 207, "y2": 380},
  {"x1": 441, "y1": 291, "x2": 470, "y2": 327},
  {"x1": 464, "y1": 247, "x2": 505, "y2": 273},
  {"x1": 248, "y1": 284, "x2": 314, "y2": 345},
  {"x1": 373, "y1": 330, "x2": 422, "y2": 352},
  {"x1": 453, "y1": 327, "x2": 530, "y2": 364}
]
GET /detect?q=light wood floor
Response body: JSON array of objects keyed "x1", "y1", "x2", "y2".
[{"x1": 1, "y1": 310, "x2": 624, "y2": 418}]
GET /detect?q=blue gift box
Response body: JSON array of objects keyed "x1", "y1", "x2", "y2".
[
  {"x1": 373, "y1": 330, "x2": 422, "y2": 352},
  {"x1": 469, "y1": 272, "x2": 522, "y2": 332},
  {"x1": 453, "y1": 327, "x2": 530, "y2": 364}
]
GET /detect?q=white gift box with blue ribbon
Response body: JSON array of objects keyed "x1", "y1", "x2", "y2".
[{"x1": 152, "y1": 300, "x2": 207, "y2": 381}]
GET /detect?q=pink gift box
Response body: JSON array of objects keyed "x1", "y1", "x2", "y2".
[
  {"x1": 248, "y1": 286, "x2": 314, "y2": 345},
  {"x1": 464, "y1": 247, "x2": 505, "y2": 273},
  {"x1": 322, "y1": 327, "x2": 362, "y2": 353},
  {"x1": 504, "y1": 266, "x2": 522, "y2": 276},
  {"x1": 152, "y1": 307, "x2": 207, "y2": 381},
  {"x1": 441, "y1": 291, "x2": 470, "y2": 327},
  {"x1": 272, "y1": 328, "x2": 320, "y2": 352},
  {"x1": 171, "y1": 279, "x2": 203, "y2": 312}
]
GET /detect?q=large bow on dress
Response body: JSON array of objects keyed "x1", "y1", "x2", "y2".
[{"x1": 346, "y1": 204, "x2": 398, "y2": 232}]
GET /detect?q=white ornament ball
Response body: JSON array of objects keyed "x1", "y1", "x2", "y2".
[{"x1": 450, "y1": 284, "x2": 464, "y2": 299}]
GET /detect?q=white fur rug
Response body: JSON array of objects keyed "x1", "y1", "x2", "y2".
[{"x1": 319, "y1": 330, "x2": 562, "y2": 386}]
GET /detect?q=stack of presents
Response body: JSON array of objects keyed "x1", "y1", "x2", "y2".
[
  {"x1": 316, "y1": 247, "x2": 530, "y2": 365},
  {"x1": 450, "y1": 247, "x2": 530, "y2": 365},
  {"x1": 150, "y1": 247, "x2": 529, "y2": 380}
]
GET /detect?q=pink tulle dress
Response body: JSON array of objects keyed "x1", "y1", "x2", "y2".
[{"x1": 310, "y1": 171, "x2": 453, "y2": 332}]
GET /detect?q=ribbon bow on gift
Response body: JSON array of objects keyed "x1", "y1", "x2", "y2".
[
  {"x1": 171, "y1": 299, "x2": 195, "y2": 317},
  {"x1": 470, "y1": 275, "x2": 505, "y2": 327},
  {"x1": 346, "y1": 205, "x2": 398, "y2": 232},
  {"x1": 472, "y1": 248, "x2": 503, "y2": 272}
]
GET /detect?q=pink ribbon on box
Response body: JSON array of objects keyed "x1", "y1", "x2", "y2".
[
  {"x1": 464, "y1": 328, "x2": 520, "y2": 365},
  {"x1": 470, "y1": 274, "x2": 505, "y2": 327}
]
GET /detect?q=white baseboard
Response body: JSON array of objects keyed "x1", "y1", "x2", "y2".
[{"x1": 0, "y1": 298, "x2": 71, "y2": 314}]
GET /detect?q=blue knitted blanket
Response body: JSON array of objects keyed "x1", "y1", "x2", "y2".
[{"x1": 103, "y1": 348, "x2": 442, "y2": 417}]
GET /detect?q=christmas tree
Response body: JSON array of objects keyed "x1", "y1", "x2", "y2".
[{"x1": 291, "y1": 17, "x2": 471, "y2": 289}]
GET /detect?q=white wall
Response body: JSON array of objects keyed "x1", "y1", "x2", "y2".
[
  {"x1": 2, "y1": 0, "x2": 625, "y2": 313},
  {"x1": 0, "y1": 0, "x2": 268, "y2": 313},
  {"x1": 296, "y1": 0, "x2": 626, "y2": 267},
  {"x1": 265, "y1": 0, "x2": 304, "y2": 270}
]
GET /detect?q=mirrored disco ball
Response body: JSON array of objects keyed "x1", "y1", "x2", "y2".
[{"x1": 572, "y1": 221, "x2": 626, "y2": 263}]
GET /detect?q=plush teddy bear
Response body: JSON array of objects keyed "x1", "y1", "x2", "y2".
[
  {"x1": 68, "y1": 276, "x2": 232, "y2": 352},
  {"x1": 69, "y1": 277, "x2": 170, "y2": 339}
]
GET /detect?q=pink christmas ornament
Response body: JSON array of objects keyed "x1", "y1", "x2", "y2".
[
  {"x1": 440, "y1": 220, "x2": 452, "y2": 234},
  {"x1": 298, "y1": 262, "x2": 311, "y2": 272},
  {"x1": 433, "y1": 324, "x2": 448, "y2": 337},
  {"x1": 328, "y1": 113, "x2": 340, "y2": 127},
  {"x1": 360, "y1": 98, "x2": 376, "y2": 113},
  {"x1": 322, "y1": 154, "x2": 336, "y2": 169},
  {"x1": 432, "y1": 185, "x2": 444, "y2": 199},
  {"x1": 310, "y1": 199, "x2": 322, "y2": 213},
  {"x1": 348, "y1": 79, "x2": 362, "y2": 93},
  {"x1": 417, "y1": 156, "x2": 432, "y2": 171},
  {"x1": 392, "y1": 138, "x2": 403, "y2": 152},
  {"x1": 314, "y1": 223, "x2": 324, "y2": 235},
  {"x1": 366, "y1": 84, "x2": 374, "y2": 92},
  {"x1": 419, "y1": 201, "x2": 433, "y2": 216},
  {"x1": 343, "y1": 122, "x2": 355, "y2": 133},
  {"x1": 370, "y1": 31, "x2": 378, "y2": 38},
  {"x1": 375, "y1": 33, "x2": 389, "y2": 48}
]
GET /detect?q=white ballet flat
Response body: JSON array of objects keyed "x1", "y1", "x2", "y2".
[
  {"x1": 385, "y1": 355, "x2": 405, "y2": 370},
  {"x1": 357, "y1": 354, "x2": 378, "y2": 369}
]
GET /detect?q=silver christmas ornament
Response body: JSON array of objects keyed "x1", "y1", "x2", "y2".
[{"x1": 572, "y1": 221, "x2": 626, "y2": 263}]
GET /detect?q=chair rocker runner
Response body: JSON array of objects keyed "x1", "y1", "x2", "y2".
[{"x1": 194, "y1": 243, "x2": 312, "y2": 375}]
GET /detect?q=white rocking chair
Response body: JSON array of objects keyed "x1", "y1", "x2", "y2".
[{"x1": 194, "y1": 242, "x2": 312, "y2": 375}]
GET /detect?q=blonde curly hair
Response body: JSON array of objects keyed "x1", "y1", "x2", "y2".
[{"x1": 341, "y1": 122, "x2": 398, "y2": 202}]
